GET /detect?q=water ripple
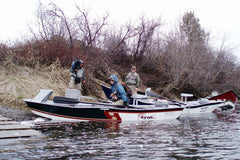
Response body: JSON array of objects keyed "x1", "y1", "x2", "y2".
[{"x1": 0, "y1": 111, "x2": 240, "y2": 159}]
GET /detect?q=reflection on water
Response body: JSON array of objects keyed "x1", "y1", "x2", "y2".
[{"x1": 0, "y1": 109, "x2": 240, "y2": 159}]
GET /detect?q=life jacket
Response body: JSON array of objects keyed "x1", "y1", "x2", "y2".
[{"x1": 126, "y1": 72, "x2": 138, "y2": 85}]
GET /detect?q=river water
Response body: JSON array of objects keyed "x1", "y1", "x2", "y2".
[{"x1": 0, "y1": 106, "x2": 240, "y2": 160}]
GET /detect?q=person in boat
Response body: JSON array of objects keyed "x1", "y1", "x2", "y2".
[
  {"x1": 69, "y1": 59, "x2": 85, "y2": 93},
  {"x1": 109, "y1": 74, "x2": 129, "y2": 107},
  {"x1": 125, "y1": 66, "x2": 140, "y2": 94}
]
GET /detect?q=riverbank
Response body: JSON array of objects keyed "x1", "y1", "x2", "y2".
[{"x1": 0, "y1": 61, "x2": 69, "y2": 109}]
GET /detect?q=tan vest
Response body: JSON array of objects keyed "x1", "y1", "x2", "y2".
[{"x1": 126, "y1": 72, "x2": 138, "y2": 85}]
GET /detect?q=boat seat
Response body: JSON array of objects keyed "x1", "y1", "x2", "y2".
[
  {"x1": 181, "y1": 93, "x2": 193, "y2": 102},
  {"x1": 65, "y1": 89, "x2": 81, "y2": 100},
  {"x1": 131, "y1": 94, "x2": 148, "y2": 99},
  {"x1": 33, "y1": 89, "x2": 53, "y2": 102}
]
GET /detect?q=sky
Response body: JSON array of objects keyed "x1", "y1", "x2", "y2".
[{"x1": 0, "y1": 0, "x2": 240, "y2": 60}]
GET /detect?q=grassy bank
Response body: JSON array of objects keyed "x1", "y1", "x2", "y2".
[{"x1": 0, "y1": 61, "x2": 70, "y2": 109}]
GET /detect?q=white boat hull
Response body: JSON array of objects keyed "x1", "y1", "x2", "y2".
[
  {"x1": 114, "y1": 110, "x2": 183, "y2": 121},
  {"x1": 180, "y1": 101, "x2": 235, "y2": 117}
]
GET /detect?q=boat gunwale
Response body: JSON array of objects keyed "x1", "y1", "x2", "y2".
[{"x1": 24, "y1": 99, "x2": 184, "y2": 112}]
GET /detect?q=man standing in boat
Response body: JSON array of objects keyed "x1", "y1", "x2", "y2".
[
  {"x1": 69, "y1": 59, "x2": 85, "y2": 94},
  {"x1": 125, "y1": 66, "x2": 140, "y2": 94},
  {"x1": 109, "y1": 75, "x2": 129, "y2": 107}
]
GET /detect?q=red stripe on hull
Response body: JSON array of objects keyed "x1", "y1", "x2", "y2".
[{"x1": 104, "y1": 111, "x2": 122, "y2": 122}]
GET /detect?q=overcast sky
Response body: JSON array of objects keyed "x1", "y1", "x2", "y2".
[{"x1": 0, "y1": 0, "x2": 239, "y2": 59}]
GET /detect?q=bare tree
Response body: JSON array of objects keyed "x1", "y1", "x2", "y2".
[
  {"x1": 33, "y1": 1, "x2": 52, "y2": 41},
  {"x1": 31, "y1": 2, "x2": 78, "y2": 48},
  {"x1": 47, "y1": 3, "x2": 74, "y2": 48},
  {"x1": 110, "y1": 24, "x2": 137, "y2": 54},
  {"x1": 75, "y1": 6, "x2": 109, "y2": 54},
  {"x1": 132, "y1": 15, "x2": 162, "y2": 62}
]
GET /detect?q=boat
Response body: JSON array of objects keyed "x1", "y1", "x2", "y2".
[
  {"x1": 179, "y1": 91, "x2": 236, "y2": 114},
  {"x1": 208, "y1": 90, "x2": 238, "y2": 111},
  {"x1": 100, "y1": 83, "x2": 236, "y2": 115},
  {"x1": 24, "y1": 89, "x2": 185, "y2": 122},
  {"x1": 208, "y1": 90, "x2": 238, "y2": 103},
  {"x1": 180, "y1": 96, "x2": 235, "y2": 115},
  {"x1": 24, "y1": 84, "x2": 237, "y2": 122}
]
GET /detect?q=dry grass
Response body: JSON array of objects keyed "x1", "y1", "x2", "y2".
[{"x1": 0, "y1": 60, "x2": 70, "y2": 108}]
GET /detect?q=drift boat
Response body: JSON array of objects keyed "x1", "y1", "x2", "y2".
[
  {"x1": 24, "y1": 89, "x2": 185, "y2": 122},
  {"x1": 100, "y1": 83, "x2": 236, "y2": 115}
]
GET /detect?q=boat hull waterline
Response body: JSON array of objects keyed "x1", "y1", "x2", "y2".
[{"x1": 24, "y1": 100, "x2": 184, "y2": 122}]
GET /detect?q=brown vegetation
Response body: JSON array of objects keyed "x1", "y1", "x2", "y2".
[{"x1": 1, "y1": 3, "x2": 240, "y2": 107}]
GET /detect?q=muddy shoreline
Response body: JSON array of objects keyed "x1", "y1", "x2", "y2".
[{"x1": 0, "y1": 104, "x2": 38, "y2": 121}]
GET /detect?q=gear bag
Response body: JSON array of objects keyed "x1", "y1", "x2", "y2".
[
  {"x1": 113, "y1": 82, "x2": 132, "y2": 101},
  {"x1": 119, "y1": 82, "x2": 132, "y2": 97},
  {"x1": 71, "y1": 75, "x2": 81, "y2": 84}
]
